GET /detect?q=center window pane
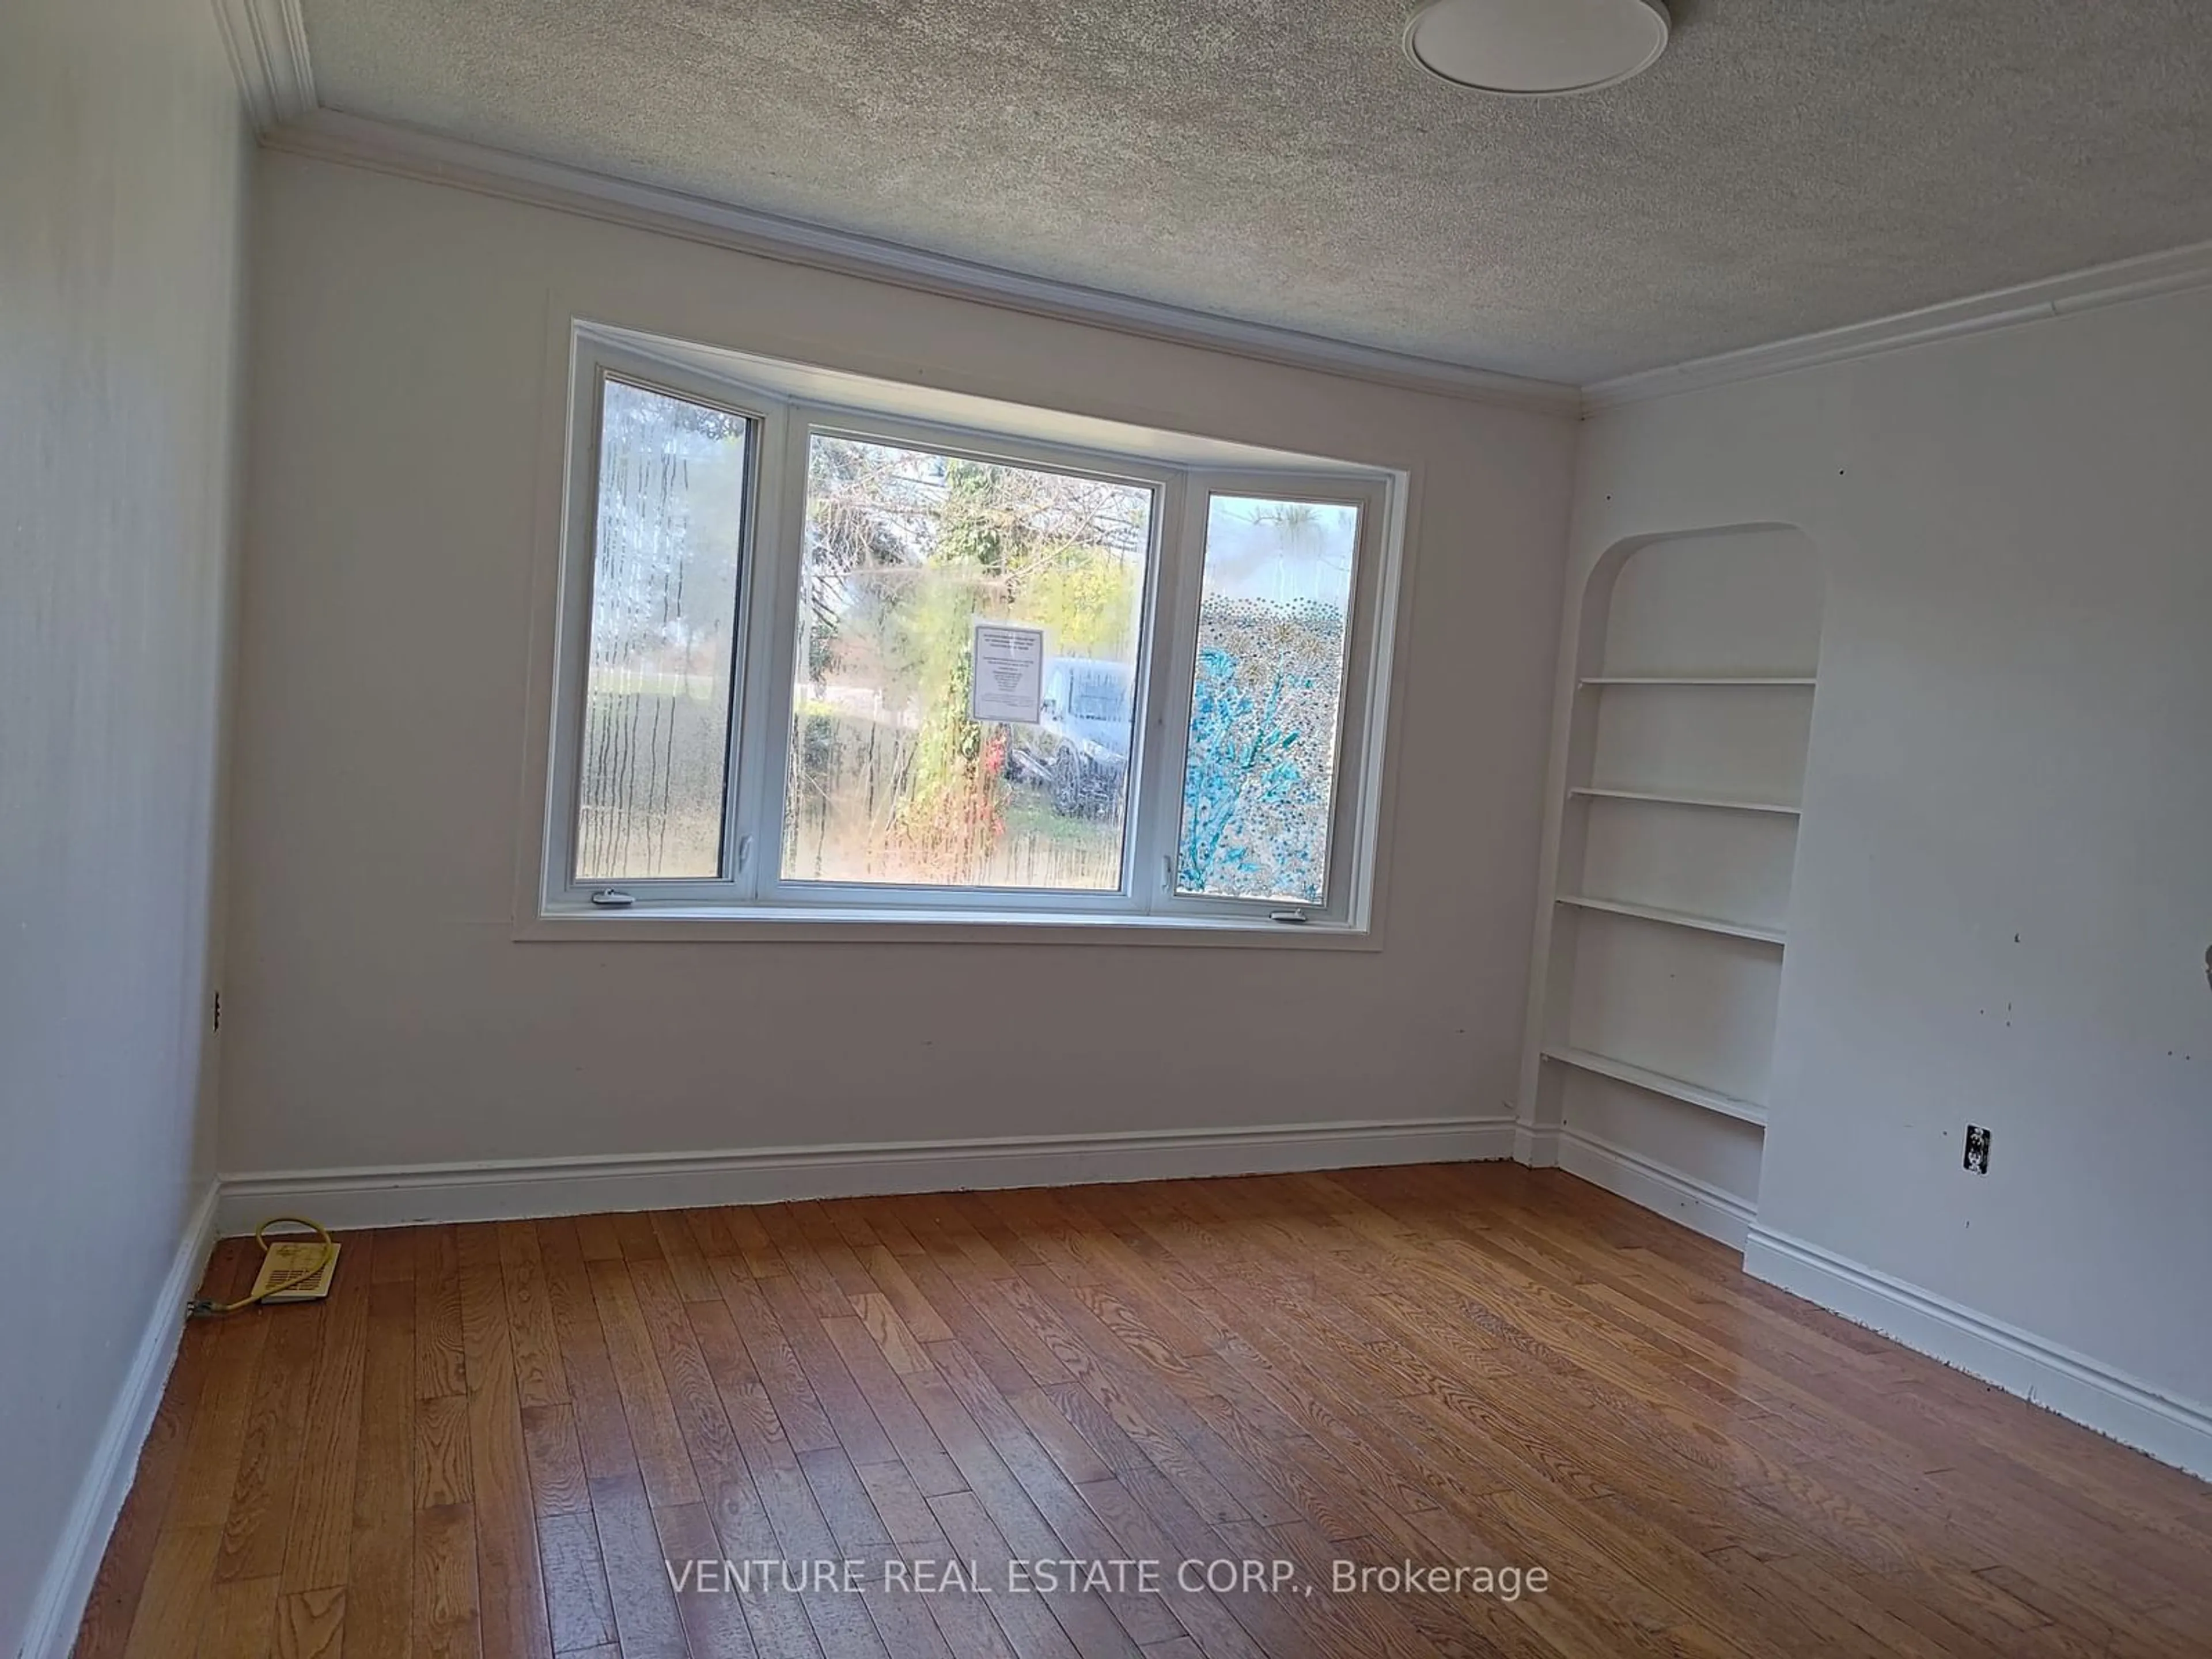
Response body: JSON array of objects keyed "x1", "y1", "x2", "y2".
[{"x1": 783, "y1": 434, "x2": 1153, "y2": 891}]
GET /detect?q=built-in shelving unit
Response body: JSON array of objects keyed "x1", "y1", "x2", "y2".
[{"x1": 1517, "y1": 525, "x2": 1824, "y2": 1246}]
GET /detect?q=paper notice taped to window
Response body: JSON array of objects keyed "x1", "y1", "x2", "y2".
[{"x1": 970, "y1": 621, "x2": 1047, "y2": 724}]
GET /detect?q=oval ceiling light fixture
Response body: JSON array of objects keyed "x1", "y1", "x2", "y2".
[{"x1": 1404, "y1": 0, "x2": 1670, "y2": 96}]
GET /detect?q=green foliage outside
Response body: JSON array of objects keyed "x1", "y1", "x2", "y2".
[{"x1": 792, "y1": 440, "x2": 1145, "y2": 884}]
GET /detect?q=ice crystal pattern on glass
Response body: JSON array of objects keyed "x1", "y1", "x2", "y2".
[
  {"x1": 574, "y1": 380, "x2": 748, "y2": 880},
  {"x1": 1178, "y1": 497, "x2": 1358, "y2": 904}
]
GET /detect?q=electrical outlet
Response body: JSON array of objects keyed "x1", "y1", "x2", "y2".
[{"x1": 1964, "y1": 1124, "x2": 1991, "y2": 1175}]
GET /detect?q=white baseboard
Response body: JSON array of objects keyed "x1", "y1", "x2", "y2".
[
  {"x1": 20, "y1": 1181, "x2": 221, "y2": 1659},
  {"x1": 1553, "y1": 1126, "x2": 1757, "y2": 1249},
  {"x1": 1512, "y1": 1122, "x2": 1560, "y2": 1168},
  {"x1": 1745, "y1": 1225, "x2": 2212, "y2": 1481},
  {"x1": 218, "y1": 1116, "x2": 1517, "y2": 1233}
]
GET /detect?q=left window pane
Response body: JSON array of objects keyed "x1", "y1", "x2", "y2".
[{"x1": 574, "y1": 378, "x2": 750, "y2": 881}]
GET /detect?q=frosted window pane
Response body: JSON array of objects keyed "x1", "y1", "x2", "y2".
[
  {"x1": 574, "y1": 378, "x2": 748, "y2": 881},
  {"x1": 784, "y1": 435, "x2": 1152, "y2": 890},
  {"x1": 1177, "y1": 495, "x2": 1358, "y2": 904}
]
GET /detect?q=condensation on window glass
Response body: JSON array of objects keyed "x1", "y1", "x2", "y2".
[
  {"x1": 784, "y1": 435, "x2": 1152, "y2": 891},
  {"x1": 1177, "y1": 495, "x2": 1359, "y2": 904},
  {"x1": 573, "y1": 377, "x2": 749, "y2": 881}
]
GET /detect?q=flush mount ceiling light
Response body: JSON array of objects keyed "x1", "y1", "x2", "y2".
[{"x1": 1404, "y1": 0, "x2": 1670, "y2": 96}]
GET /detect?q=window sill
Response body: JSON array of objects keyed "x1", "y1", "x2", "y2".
[{"x1": 515, "y1": 906, "x2": 1380, "y2": 950}]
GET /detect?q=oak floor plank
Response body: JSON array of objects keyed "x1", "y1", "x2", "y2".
[
  {"x1": 711, "y1": 1200, "x2": 784, "y2": 1280},
  {"x1": 278, "y1": 1232, "x2": 374, "y2": 1594},
  {"x1": 345, "y1": 1278, "x2": 416, "y2": 1659},
  {"x1": 537, "y1": 1507, "x2": 618, "y2": 1653},
  {"x1": 1005, "y1": 1388, "x2": 1113, "y2": 1488},
  {"x1": 271, "y1": 1586, "x2": 345, "y2": 1659},
  {"x1": 860, "y1": 1245, "x2": 957, "y2": 1344},
  {"x1": 118, "y1": 1520, "x2": 221, "y2": 1659},
  {"x1": 610, "y1": 1211, "x2": 665, "y2": 1263},
  {"x1": 817, "y1": 1313, "x2": 966, "y2": 1495},
  {"x1": 371, "y1": 1224, "x2": 419, "y2": 1286},
  {"x1": 412, "y1": 1499, "x2": 480, "y2": 1659},
  {"x1": 588, "y1": 1472, "x2": 688, "y2": 1659},
  {"x1": 498, "y1": 1219, "x2": 571, "y2": 1410},
  {"x1": 687, "y1": 1290, "x2": 805, "y2": 1477},
  {"x1": 899, "y1": 1368, "x2": 1143, "y2": 1659},
  {"x1": 681, "y1": 1205, "x2": 740, "y2": 1259},
  {"x1": 753, "y1": 1271, "x2": 901, "y2": 1468},
  {"x1": 711, "y1": 1264, "x2": 843, "y2": 1457},
  {"x1": 641, "y1": 1250, "x2": 827, "y2": 1659},
  {"x1": 573, "y1": 1214, "x2": 624, "y2": 1263},
  {"x1": 629, "y1": 1257, "x2": 756, "y2": 1490},
  {"x1": 197, "y1": 1573, "x2": 279, "y2": 1659},
  {"x1": 747, "y1": 1464, "x2": 891, "y2": 1658},
  {"x1": 467, "y1": 1336, "x2": 555, "y2": 1659},
  {"x1": 537, "y1": 1217, "x2": 640, "y2": 1484},
  {"x1": 853, "y1": 1290, "x2": 934, "y2": 1376},
  {"x1": 213, "y1": 1297, "x2": 326, "y2": 1584},
  {"x1": 654, "y1": 1500, "x2": 760, "y2": 1658},
  {"x1": 586, "y1": 1257, "x2": 703, "y2": 1508},
  {"x1": 927, "y1": 1488, "x2": 1081, "y2": 1659},
  {"x1": 754, "y1": 1203, "x2": 861, "y2": 1319},
  {"x1": 414, "y1": 1392, "x2": 473, "y2": 1511},
  {"x1": 522, "y1": 1400, "x2": 593, "y2": 1517},
  {"x1": 1066, "y1": 1476, "x2": 1268, "y2": 1659},
  {"x1": 681, "y1": 1373, "x2": 827, "y2": 1659},
  {"x1": 415, "y1": 1226, "x2": 467, "y2": 1402},
  {"x1": 164, "y1": 1291, "x2": 274, "y2": 1535},
  {"x1": 892, "y1": 1244, "x2": 1059, "y2": 1397},
  {"x1": 650, "y1": 1210, "x2": 722, "y2": 1304},
  {"x1": 981, "y1": 1266, "x2": 1256, "y2": 1529},
  {"x1": 851, "y1": 1456, "x2": 952, "y2": 1550},
  {"x1": 454, "y1": 1225, "x2": 514, "y2": 1394}
]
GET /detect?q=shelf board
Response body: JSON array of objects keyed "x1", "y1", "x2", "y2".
[
  {"x1": 1580, "y1": 675, "x2": 1816, "y2": 687},
  {"x1": 1568, "y1": 785, "x2": 1801, "y2": 817},
  {"x1": 1541, "y1": 1047, "x2": 1769, "y2": 1127},
  {"x1": 1554, "y1": 893, "x2": 1785, "y2": 946}
]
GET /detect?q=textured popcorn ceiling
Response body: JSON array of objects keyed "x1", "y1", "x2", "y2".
[{"x1": 298, "y1": 0, "x2": 2212, "y2": 384}]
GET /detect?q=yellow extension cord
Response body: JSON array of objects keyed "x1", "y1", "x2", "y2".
[{"x1": 186, "y1": 1215, "x2": 337, "y2": 1317}]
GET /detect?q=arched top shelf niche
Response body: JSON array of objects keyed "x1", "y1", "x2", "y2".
[{"x1": 1521, "y1": 523, "x2": 1824, "y2": 1247}]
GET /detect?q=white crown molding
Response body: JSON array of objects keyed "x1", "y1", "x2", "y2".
[
  {"x1": 217, "y1": 1115, "x2": 1518, "y2": 1233},
  {"x1": 19, "y1": 1183, "x2": 220, "y2": 1659},
  {"x1": 208, "y1": 0, "x2": 315, "y2": 135},
  {"x1": 1552, "y1": 1126, "x2": 1756, "y2": 1249},
  {"x1": 1746, "y1": 1225, "x2": 2212, "y2": 1481},
  {"x1": 1584, "y1": 237, "x2": 2212, "y2": 411},
  {"x1": 259, "y1": 109, "x2": 1581, "y2": 415}
]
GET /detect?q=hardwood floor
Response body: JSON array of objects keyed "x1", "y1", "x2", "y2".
[{"x1": 72, "y1": 1165, "x2": 2212, "y2": 1658}]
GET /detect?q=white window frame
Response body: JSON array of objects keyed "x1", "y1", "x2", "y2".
[{"x1": 535, "y1": 325, "x2": 1402, "y2": 939}]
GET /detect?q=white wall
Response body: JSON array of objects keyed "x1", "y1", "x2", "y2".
[
  {"x1": 0, "y1": 0, "x2": 251, "y2": 1647},
  {"x1": 219, "y1": 154, "x2": 1574, "y2": 1187},
  {"x1": 1570, "y1": 290, "x2": 2212, "y2": 1448}
]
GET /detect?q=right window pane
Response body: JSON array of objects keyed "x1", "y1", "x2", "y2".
[{"x1": 1177, "y1": 494, "x2": 1360, "y2": 904}]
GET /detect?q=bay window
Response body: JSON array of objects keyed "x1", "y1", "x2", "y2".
[{"x1": 537, "y1": 324, "x2": 1402, "y2": 934}]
